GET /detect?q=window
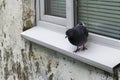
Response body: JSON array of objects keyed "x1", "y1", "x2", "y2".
[
  {"x1": 77, "y1": 0, "x2": 120, "y2": 39},
  {"x1": 39, "y1": 0, "x2": 74, "y2": 28},
  {"x1": 39, "y1": 0, "x2": 120, "y2": 40},
  {"x1": 21, "y1": 0, "x2": 120, "y2": 73},
  {"x1": 45, "y1": 0, "x2": 66, "y2": 18}
]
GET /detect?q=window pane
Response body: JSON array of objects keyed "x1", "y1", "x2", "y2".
[
  {"x1": 45, "y1": 0, "x2": 66, "y2": 18},
  {"x1": 77, "y1": 0, "x2": 120, "y2": 39}
]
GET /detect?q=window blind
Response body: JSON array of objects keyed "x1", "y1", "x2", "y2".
[
  {"x1": 45, "y1": 0, "x2": 66, "y2": 18},
  {"x1": 77, "y1": 0, "x2": 120, "y2": 39}
]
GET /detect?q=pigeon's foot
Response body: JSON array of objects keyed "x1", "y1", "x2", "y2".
[
  {"x1": 82, "y1": 46, "x2": 87, "y2": 51},
  {"x1": 82, "y1": 44, "x2": 87, "y2": 51},
  {"x1": 74, "y1": 47, "x2": 81, "y2": 53}
]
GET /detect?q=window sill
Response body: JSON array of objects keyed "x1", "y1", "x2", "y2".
[{"x1": 21, "y1": 21, "x2": 120, "y2": 73}]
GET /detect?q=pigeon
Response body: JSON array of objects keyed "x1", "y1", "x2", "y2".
[{"x1": 65, "y1": 22, "x2": 88, "y2": 53}]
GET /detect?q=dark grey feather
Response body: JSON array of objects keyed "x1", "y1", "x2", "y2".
[{"x1": 65, "y1": 23, "x2": 89, "y2": 52}]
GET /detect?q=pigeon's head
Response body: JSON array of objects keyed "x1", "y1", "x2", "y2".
[
  {"x1": 65, "y1": 29, "x2": 74, "y2": 38},
  {"x1": 76, "y1": 22, "x2": 85, "y2": 26}
]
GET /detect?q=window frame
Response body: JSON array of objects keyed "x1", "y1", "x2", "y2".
[
  {"x1": 38, "y1": 0, "x2": 74, "y2": 29},
  {"x1": 36, "y1": 0, "x2": 120, "y2": 49}
]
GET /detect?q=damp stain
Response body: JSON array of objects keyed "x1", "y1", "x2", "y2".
[
  {"x1": 4, "y1": 63, "x2": 8, "y2": 80},
  {"x1": 28, "y1": 43, "x2": 34, "y2": 61},
  {"x1": 22, "y1": 9, "x2": 35, "y2": 31},
  {"x1": 49, "y1": 73, "x2": 53, "y2": 80},
  {"x1": 0, "y1": 0, "x2": 6, "y2": 11},
  {"x1": 47, "y1": 60, "x2": 59, "y2": 73},
  {"x1": 22, "y1": 66, "x2": 29, "y2": 80},
  {"x1": 23, "y1": 20, "x2": 33, "y2": 31},
  {"x1": 35, "y1": 61, "x2": 39, "y2": 73}
]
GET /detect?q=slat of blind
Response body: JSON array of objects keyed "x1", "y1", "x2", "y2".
[
  {"x1": 78, "y1": 12, "x2": 120, "y2": 23},
  {"x1": 78, "y1": 17, "x2": 120, "y2": 27},
  {"x1": 45, "y1": 0, "x2": 66, "y2": 18},
  {"x1": 77, "y1": 0, "x2": 120, "y2": 39}
]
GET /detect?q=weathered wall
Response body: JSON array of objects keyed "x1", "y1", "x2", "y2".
[{"x1": 0, "y1": 0, "x2": 119, "y2": 80}]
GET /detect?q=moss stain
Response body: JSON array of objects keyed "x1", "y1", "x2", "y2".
[
  {"x1": 4, "y1": 33, "x2": 6, "y2": 38},
  {"x1": 21, "y1": 49, "x2": 28, "y2": 65},
  {"x1": 22, "y1": 9, "x2": 35, "y2": 31},
  {"x1": 3, "y1": 0, "x2": 6, "y2": 8},
  {"x1": 35, "y1": 61, "x2": 39, "y2": 73},
  {"x1": 4, "y1": 63, "x2": 8, "y2": 80},
  {"x1": 47, "y1": 60, "x2": 59, "y2": 73},
  {"x1": 17, "y1": 63, "x2": 22, "y2": 79},
  {"x1": 0, "y1": 0, "x2": 6, "y2": 11},
  {"x1": 23, "y1": 20, "x2": 33, "y2": 31},
  {"x1": 47, "y1": 61, "x2": 52, "y2": 73},
  {"x1": 12, "y1": 62, "x2": 28, "y2": 80},
  {"x1": 22, "y1": 66, "x2": 28, "y2": 80},
  {"x1": 49, "y1": 73, "x2": 53, "y2": 80},
  {"x1": 28, "y1": 43, "x2": 34, "y2": 61},
  {"x1": 1, "y1": 42, "x2": 3, "y2": 46},
  {"x1": 12, "y1": 63, "x2": 16, "y2": 73},
  {"x1": 0, "y1": 50, "x2": 1, "y2": 61}
]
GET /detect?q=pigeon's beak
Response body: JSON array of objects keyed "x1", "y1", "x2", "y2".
[{"x1": 65, "y1": 35, "x2": 68, "y2": 38}]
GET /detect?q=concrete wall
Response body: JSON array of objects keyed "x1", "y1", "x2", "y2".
[{"x1": 0, "y1": 0, "x2": 119, "y2": 80}]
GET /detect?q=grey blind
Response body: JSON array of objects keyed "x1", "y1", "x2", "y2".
[
  {"x1": 45, "y1": 0, "x2": 66, "y2": 18},
  {"x1": 77, "y1": 0, "x2": 120, "y2": 39}
]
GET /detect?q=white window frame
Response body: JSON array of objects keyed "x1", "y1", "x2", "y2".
[
  {"x1": 38, "y1": 0, "x2": 74, "y2": 29},
  {"x1": 21, "y1": 0, "x2": 120, "y2": 73},
  {"x1": 37, "y1": 0, "x2": 120, "y2": 49}
]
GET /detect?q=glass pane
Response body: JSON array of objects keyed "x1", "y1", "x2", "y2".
[{"x1": 45, "y1": 0, "x2": 66, "y2": 18}]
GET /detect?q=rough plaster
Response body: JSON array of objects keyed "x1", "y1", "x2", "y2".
[{"x1": 0, "y1": 0, "x2": 119, "y2": 80}]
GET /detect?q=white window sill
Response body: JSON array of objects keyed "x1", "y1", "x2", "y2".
[{"x1": 21, "y1": 21, "x2": 120, "y2": 73}]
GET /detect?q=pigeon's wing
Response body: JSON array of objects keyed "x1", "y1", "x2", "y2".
[{"x1": 83, "y1": 26, "x2": 88, "y2": 37}]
